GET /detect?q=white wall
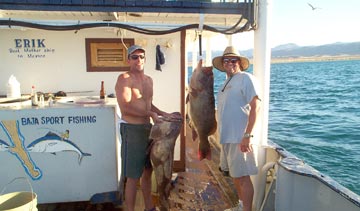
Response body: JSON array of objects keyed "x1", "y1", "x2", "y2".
[{"x1": 0, "y1": 28, "x2": 182, "y2": 114}]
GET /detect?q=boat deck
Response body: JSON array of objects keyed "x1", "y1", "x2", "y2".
[{"x1": 37, "y1": 125, "x2": 239, "y2": 211}]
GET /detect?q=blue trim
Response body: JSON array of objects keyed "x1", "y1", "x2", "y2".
[{"x1": 0, "y1": 0, "x2": 252, "y2": 15}]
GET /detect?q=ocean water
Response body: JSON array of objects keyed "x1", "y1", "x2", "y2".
[
  {"x1": 268, "y1": 60, "x2": 360, "y2": 196},
  {"x1": 188, "y1": 59, "x2": 360, "y2": 196}
]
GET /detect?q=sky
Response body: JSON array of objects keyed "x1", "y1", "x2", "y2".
[{"x1": 211, "y1": 0, "x2": 360, "y2": 50}]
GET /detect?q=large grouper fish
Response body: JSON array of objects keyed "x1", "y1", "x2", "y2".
[
  {"x1": 149, "y1": 112, "x2": 183, "y2": 211},
  {"x1": 187, "y1": 60, "x2": 217, "y2": 160}
]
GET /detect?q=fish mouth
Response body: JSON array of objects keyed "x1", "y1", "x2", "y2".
[{"x1": 203, "y1": 68, "x2": 214, "y2": 76}]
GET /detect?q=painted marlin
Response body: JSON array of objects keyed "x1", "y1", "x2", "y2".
[
  {"x1": 26, "y1": 132, "x2": 91, "y2": 164},
  {"x1": 0, "y1": 139, "x2": 9, "y2": 151}
]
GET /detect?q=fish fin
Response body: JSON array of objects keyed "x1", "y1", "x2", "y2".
[
  {"x1": 191, "y1": 128, "x2": 198, "y2": 141},
  {"x1": 78, "y1": 152, "x2": 91, "y2": 164},
  {"x1": 189, "y1": 88, "x2": 198, "y2": 97},
  {"x1": 210, "y1": 120, "x2": 218, "y2": 135},
  {"x1": 78, "y1": 156, "x2": 82, "y2": 164},
  {"x1": 45, "y1": 131, "x2": 58, "y2": 136},
  {"x1": 188, "y1": 120, "x2": 193, "y2": 129},
  {"x1": 185, "y1": 114, "x2": 190, "y2": 124}
]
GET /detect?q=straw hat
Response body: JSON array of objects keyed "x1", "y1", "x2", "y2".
[{"x1": 212, "y1": 46, "x2": 250, "y2": 72}]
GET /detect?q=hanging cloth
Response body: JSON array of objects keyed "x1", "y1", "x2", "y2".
[{"x1": 155, "y1": 44, "x2": 165, "y2": 71}]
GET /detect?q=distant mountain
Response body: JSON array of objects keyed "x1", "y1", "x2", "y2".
[
  {"x1": 272, "y1": 43, "x2": 299, "y2": 51},
  {"x1": 270, "y1": 42, "x2": 360, "y2": 58},
  {"x1": 188, "y1": 42, "x2": 360, "y2": 61}
]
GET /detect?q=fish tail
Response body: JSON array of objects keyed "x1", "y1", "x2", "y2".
[
  {"x1": 198, "y1": 135, "x2": 211, "y2": 160},
  {"x1": 198, "y1": 149, "x2": 211, "y2": 160}
]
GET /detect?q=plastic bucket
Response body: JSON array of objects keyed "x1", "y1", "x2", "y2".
[
  {"x1": 0, "y1": 192, "x2": 37, "y2": 211},
  {"x1": 0, "y1": 177, "x2": 37, "y2": 211}
]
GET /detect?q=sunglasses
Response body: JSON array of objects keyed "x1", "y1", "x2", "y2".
[
  {"x1": 130, "y1": 55, "x2": 145, "y2": 60},
  {"x1": 223, "y1": 58, "x2": 239, "y2": 64}
]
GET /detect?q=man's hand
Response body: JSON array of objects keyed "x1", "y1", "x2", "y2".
[
  {"x1": 150, "y1": 111, "x2": 161, "y2": 123},
  {"x1": 239, "y1": 138, "x2": 253, "y2": 153},
  {"x1": 164, "y1": 112, "x2": 182, "y2": 121}
]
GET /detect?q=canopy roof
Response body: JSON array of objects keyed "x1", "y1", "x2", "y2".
[{"x1": 0, "y1": 0, "x2": 256, "y2": 34}]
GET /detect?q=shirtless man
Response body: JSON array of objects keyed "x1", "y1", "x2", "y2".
[{"x1": 115, "y1": 45, "x2": 170, "y2": 211}]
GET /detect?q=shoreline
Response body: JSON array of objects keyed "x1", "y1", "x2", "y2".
[
  {"x1": 269, "y1": 55, "x2": 360, "y2": 64},
  {"x1": 188, "y1": 55, "x2": 360, "y2": 66}
]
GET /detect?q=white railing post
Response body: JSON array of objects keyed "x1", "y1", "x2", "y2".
[{"x1": 252, "y1": 0, "x2": 272, "y2": 210}]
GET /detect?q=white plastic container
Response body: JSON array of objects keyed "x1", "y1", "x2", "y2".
[{"x1": 6, "y1": 75, "x2": 21, "y2": 98}]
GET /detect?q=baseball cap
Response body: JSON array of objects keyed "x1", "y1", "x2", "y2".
[{"x1": 127, "y1": 45, "x2": 145, "y2": 57}]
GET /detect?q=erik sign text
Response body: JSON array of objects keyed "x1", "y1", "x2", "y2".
[{"x1": 9, "y1": 38, "x2": 55, "y2": 59}]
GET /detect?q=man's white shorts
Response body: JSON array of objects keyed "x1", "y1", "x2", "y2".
[{"x1": 222, "y1": 143, "x2": 258, "y2": 178}]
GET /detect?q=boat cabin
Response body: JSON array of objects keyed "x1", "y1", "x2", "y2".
[{"x1": 0, "y1": 1, "x2": 359, "y2": 211}]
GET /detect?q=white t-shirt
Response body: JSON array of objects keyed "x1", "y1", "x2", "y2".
[{"x1": 217, "y1": 71, "x2": 259, "y2": 144}]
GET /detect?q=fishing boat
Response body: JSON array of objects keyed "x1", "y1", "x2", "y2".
[{"x1": 0, "y1": 0, "x2": 359, "y2": 210}]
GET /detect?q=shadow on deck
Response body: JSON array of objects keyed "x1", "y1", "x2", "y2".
[{"x1": 37, "y1": 125, "x2": 239, "y2": 211}]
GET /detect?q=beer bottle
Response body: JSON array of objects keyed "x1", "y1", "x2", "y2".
[
  {"x1": 31, "y1": 85, "x2": 38, "y2": 106},
  {"x1": 100, "y1": 81, "x2": 105, "y2": 99}
]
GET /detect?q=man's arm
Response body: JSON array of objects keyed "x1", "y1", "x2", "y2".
[
  {"x1": 151, "y1": 104, "x2": 167, "y2": 116},
  {"x1": 240, "y1": 96, "x2": 260, "y2": 152},
  {"x1": 245, "y1": 96, "x2": 260, "y2": 135}
]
